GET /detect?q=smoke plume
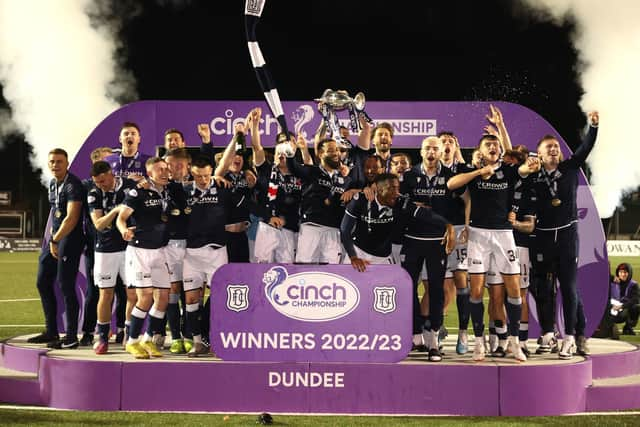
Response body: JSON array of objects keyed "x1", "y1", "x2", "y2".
[
  {"x1": 527, "y1": 0, "x2": 640, "y2": 218},
  {"x1": 0, "y1": 0, "x2": 137, "y2": 178}
]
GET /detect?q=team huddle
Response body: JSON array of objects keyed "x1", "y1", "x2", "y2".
[{"x1": 28, "y1": 105, "x2": 600, "y2": 363}]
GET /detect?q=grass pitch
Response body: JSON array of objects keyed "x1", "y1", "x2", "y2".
[{"x1": 0, "y1": 251, "x2": 638, "y2": 424}]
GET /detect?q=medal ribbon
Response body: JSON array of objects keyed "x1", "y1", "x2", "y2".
[
  {"x1": 420, "y1": 163, "x2": 441, "y2": 204},
  {"x1": 541, "y1": 169, "x2": 559, "y2": 200},
  {"x1": 53, "y1": 174, "x2": 69, "y2": 213}
]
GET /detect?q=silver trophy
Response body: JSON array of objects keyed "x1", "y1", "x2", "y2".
[{"x1": 315, "y1": 89, "x2": 371, "y2": 144}]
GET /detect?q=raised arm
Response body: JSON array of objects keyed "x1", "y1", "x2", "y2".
[
  {"x1": 285, "y1": 149, "x2": 316, "y2": 181},
  {"x1": 295, "y1": 133, "x2": 313, "y2": 165},
  {"x1": 215, "y1": 122, "x2": 246, "y2": 177},
  {"x1": 487, "y1": 104, "x2": 512, "y2": 152},
  {"x1": 197, "y1": 123, "x2": 215, "y2": 165},
  {"x1": 248, "y1": 107, "x2": 265, "y2": 167},
  {"x1": 454, "y1": 136, "x2": 465, "y2": 164},
  {"x1": 356, "y1": 113, "x2": 372, "y2": 150},
  {"x1": 571, "y1": 111, "x2": 599, "y2": 167},
  {"x1": 313, "y1": 111, "x2": 328, "y2": 161}
]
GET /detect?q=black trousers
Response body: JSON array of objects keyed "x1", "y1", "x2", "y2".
[
  {"x1": 36, "y1": 234, "x2": 83, "y2": 337},
  {"x1": 401, "y1": 237, "x2": 447, "y2": 335},
  {"x1": 531, "y1": 223, "x2": 579, "y2": 335},
  {"x1": 612, "y1": 305, "x2": 640, "y2": 329},
  {"x1": 225, "y1": 231, "x2": 249, "y2": 263}
]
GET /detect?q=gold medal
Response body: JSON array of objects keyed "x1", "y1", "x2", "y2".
[
  {"x1": 160, "y1": 214, "x2": 168, "y2": 222},
  {"x1": 551, "y1": 198, "x2": 562, "y2": 207},
  {"x1": 184, "y1": 207, "x2": 192, "y2": 215},
  {"x1": 170, "y1": 209, "x2": 180, "y2": 216},
  {"x1": 54, "y1": 210, "x2": 62, "y2": 218}
]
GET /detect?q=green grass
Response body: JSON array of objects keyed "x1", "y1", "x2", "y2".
[
  {"x1": 1, "y1": 252, "x2": 639, "y2": 425},
  {"x1": 0, "y1": 409, "x2": 639, "y2": 426},
  {"x1": 0, "y1": 252, "x2": 44, "y2": 340}
]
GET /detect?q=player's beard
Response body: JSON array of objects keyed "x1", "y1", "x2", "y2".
[{"x1": 324, "y1": 156, "x2": 340, "y2": 170}]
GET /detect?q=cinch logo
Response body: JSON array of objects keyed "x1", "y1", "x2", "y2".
[
  {"x1": 263, "y1": 266, "x2": 360, "y2": 322},
  {"x1": 208, "y1": 109, "x2": 281, "y2": 137}
]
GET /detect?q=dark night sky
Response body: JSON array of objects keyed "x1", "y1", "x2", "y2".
[
  {"x1": 116, "y1": 0, "x2": 585, "y2": 139},
  {"x1": 0, "y1": 0, "x2": 587, "y2": 230}
]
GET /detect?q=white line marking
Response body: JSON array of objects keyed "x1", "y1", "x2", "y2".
[
  {"x1": 0, "y1": 260, "x2": 36, "y2": 263},
  {"x1": 0, "y1": 324, "x2": 44, "y2": 327},
  {"x1": 0, "y1": 298, "x2": 39, "y2": 303},
  {"x1": 0, "y1": 405, "x2": 639, "y2": 417}
]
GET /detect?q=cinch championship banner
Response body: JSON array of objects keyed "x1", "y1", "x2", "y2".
[
  {"x1": 67, "y1": 100, "x2": 609, "y2": 339},
  {"x1": 210, "y1": 264, "x2": 412, "y2": 363}
]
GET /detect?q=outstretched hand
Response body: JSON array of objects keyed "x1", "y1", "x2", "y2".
[
  {"x1": 486, "y1": 104, "x2": 504, "y2": 126},
  {"x1": 350, "y1": 256, "x2": 370, "y2": 273}
]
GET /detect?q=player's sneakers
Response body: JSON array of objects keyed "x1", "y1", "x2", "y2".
[
  {"x1": 488, "y1": 334, "x2": 499, "y2": 354},
  {"x1": 428, "y1": 348, "x2": 442, "y2": 362},
  {"x1": 140, "y1": 341, "x2": 163, "y2": 358},
  {"x1": 411, "y1": 344, "x2": 428, "y2": 353},
  {"x1": 508, "y1": 336, "x2": 527, "y2": 362},
  {"x1": 80, "y1": 333, "x2": 94, "y2": 346},
  {"x1": 493, "y1": 339, "x2": 508, "y2": 357},
  {"x1": 115, "y1": 330, "x2": 125, "y2": 344},
  {"x1": 438, "y1": 325, "x2": 448, "y2": 342},
  {"x1": 456, "y1": 330, "x2": 468, "y2": 355},
  {"x1": 536, "y1": 332, "x2": 557, "y2": 354},
  {"x1": 520, "y1": 341, "x2": 530, "y2": 358},
  {"x1": 183, "y1": 338, "x2": 194, "y2": 353},
  {"x1": 27, "y1": 331, "x2": 59, "y2": 344},
  {"x1": 421, "y1": 329, "x2": 433, "y2": 349},
  {"x1": 152, "y1": 334, "x2": 166, "y2": 350},
  {"x1": 187, "y1": 342, "x2": 210, "y2": 358},
  {"x1": 48, "y1": 336, "x2": 79, "y2": 349},
  {"x1": 576, "y1": 335, "x2": 590, "y2": 356},
  {"x1": 170, "y1": 339, "x2": 186, "y2": 354},
  {"x1": 126, "y1": 342, "x2": 150, "y2": 359},
  {"x1": 559, "y1": 335, "x2": 576, "y2": 360},
  {"x1": 473, "y1": 337, "x2": 486, "y2": 362},
  {"x1": 93, "y1": 340, "x2": 108, "y2": 355}
]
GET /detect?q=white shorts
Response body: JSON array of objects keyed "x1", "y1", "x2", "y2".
[
  {"x1": 295, "y1": 223, "x2": 342, "y2": 264},
  {"x1": 248, "y1": 238, "x2": 256, "y2": 263},
  {"x1": 342, "y1": 245, "x2": 394, "y2": 266},
  {"x1": 391, "y1": 243, "x2": 402, "y2": 265},
  {"x1": 467, "y1": 227, "x2": 520, "y2": 276},
  {"x1": 254, "y1": 222, "x2": 297, "y2": 263},
  {"x1": 94, "y1": 251, "x2": 126, "y2": 289},
  {"x1": 517, "y1": 246, "x2": 530, "y2": 289},
  {"x1": 485, "y1": 255, "x2": 503, "y2": 286},
  {"x1": 165, "y1": 239, "x2": 186, "y2": 282},
  {"x1": 126, "y1": 245, "x2": 171, "y2": 289},
  {"x1": 182, "y1": 245, "x2": 228, "y2": 292},
  {"x1": 445, "y1": 225, "x2": 468, "y2": 279}
]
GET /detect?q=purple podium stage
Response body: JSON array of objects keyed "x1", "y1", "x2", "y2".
[{"x1": 1, "y1": 335, "x2": 639, "y2": 416}]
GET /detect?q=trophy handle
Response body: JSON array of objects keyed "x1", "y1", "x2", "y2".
[{"x1": 353, "y1": 92, "x2": 366, "y2": 111}]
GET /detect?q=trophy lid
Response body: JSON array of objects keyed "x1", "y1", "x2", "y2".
[{"x1": 314, "y1": 89, "x2": 353, "y2": 110}]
